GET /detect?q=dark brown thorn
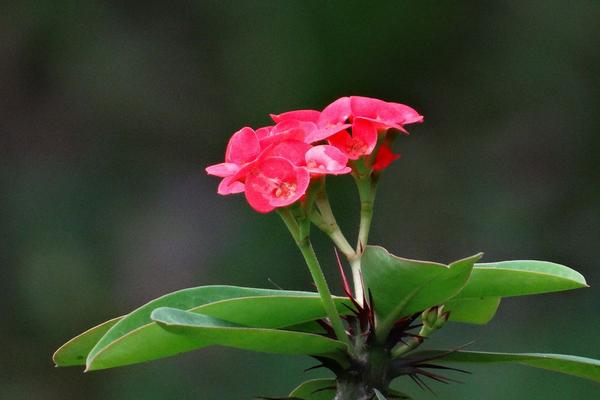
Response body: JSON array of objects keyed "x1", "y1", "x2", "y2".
[
  {"x1": 367, "y1": 289, "x2": 376, "y2": 327},
  {"x1": 413, "y1": 374, "x2": 435, "y2": 394},
  {"x1": 408, "y1": 374, "x2": 425, "y2": 391},
  {"x1": 313, "y1": 386, "x2": 337, "y2": 394},
  {"x1": 342, "y1": 303, "x2": 360, "y2": 316},
  {"x1": 418, "y1": 368, "x2": 463, "y2": 385},
  {"x1": 418, "y1": 363, "x2": 471, "y2": 374},
  {"x1": 304, "y1": 363, "x2": 325, "y2": 372},
  {"x1": 403, "y1": 341, "x2": 476, "y2": 365},
  {"x1": 409, "y1": 373, "x2": 435, "y2": 394},
  {"x1": 414, "y1": 368, "x2": 452, "y2": 384},
  {"x1": 316, "y1": 319, "x2": 336, "y2": 338}
]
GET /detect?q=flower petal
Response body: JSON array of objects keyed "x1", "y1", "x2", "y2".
[
  {"x1": 260, "y1": 120, "x2": 314, "y2": 147},
  {"x1": 262, "y1": 140, "x2": 311, "y2": 166},
  {"x1": 205, "y1": 162, "x2": 239, "y2": 178},
  {"x1": 319, "y1": 97, "x2": 351, "y2": 127},
  {"x1": 225, "y1": 127, "x2": 261, "y2": 165},
  {"x1": 305, "y1": 145, "x2": 351, "y2": 175},
  {"x1": 388, "y1": 102, "x2": 424, "y2": 125},
  {"x1": 270, "y1": 109, "x2": 320, "y2": 123},
  {"x1": 217, "y1": 176, "x2": 245, "y2": 195},
  {"x1": 347, "y1": 117, "x2": 378, "y2": 157},
  {"x1": 244, "y1": 157, "x2": 309, "y2": 213}
]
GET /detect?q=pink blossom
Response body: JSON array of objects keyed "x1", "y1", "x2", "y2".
[
  {"x1": 206, "y1": 96, "x2": 422, "y2": 212},
  {"x1": 244, "y1": 157, "x2": 310, "y2": 213}
]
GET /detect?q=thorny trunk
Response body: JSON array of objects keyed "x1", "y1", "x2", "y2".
[{"x1": 333, "y1": 346, "x2": 391, "y2": 400}]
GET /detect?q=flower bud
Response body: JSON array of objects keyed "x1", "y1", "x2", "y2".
[{"x1": 421, "y1": 306, "x2": 450, "y2": 331}]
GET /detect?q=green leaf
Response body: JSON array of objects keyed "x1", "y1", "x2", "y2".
[
  {"x1": 84, "y1": 286, "x2": 350, "y2": 371},
  {"x1": 285, "y1": 321, "x2": 329, "y2": 334},
  {"x1": 150, "y1": 307, "x2": 346, "y2": 357},
  {"x1": 373, "y1": 389, "x2": 387, "y2": 400},
  {"x1": 412, "y1": 350, "x2": 600, "y2": 382},
  {"x1": 457, "y1": 260, "x2": 588, "y2": 298},
  {"x1": 362, "y1": 246, "x2": 481, "y2": 322},
  {"x1": 289, "y1": 378, "x2": 336, "y2": 399},
  {"x1": 53, "y1": 316, "x2": 123, "y2": 367},
  {"x1": 444, "y1": 297, "x2": 501, "y2": 324}
]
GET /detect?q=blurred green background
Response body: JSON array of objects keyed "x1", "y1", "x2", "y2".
[{"x1": 2, "y1": 1, "x2": 599, "y2": 399}]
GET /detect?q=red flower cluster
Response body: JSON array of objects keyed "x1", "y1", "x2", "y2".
[{"x1": 206, "y1": 96, "x2": 423, "y2": 213}]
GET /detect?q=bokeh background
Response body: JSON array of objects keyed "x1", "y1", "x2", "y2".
[{"x1": 2, "y1": 1, "x2": 599, "y2": 399}]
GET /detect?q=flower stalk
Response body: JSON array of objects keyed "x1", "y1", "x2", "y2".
[
  {"x1": 278, "y1": 209, "x2": 354, "y2": 352},
  {"x1": 391, "y1": 306, "x2": 450, "y2": 358}
]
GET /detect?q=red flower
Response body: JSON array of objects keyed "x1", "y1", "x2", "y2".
[
  {"x1": 244, "y1": 157, "x2": 310, "y2": 213},
  {"x1": 206, "y1": 96, "x2": 422, "y2": 212}
]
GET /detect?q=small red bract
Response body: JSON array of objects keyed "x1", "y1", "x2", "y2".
[{"x1": 206, "y1": 96, "x2": 422, "y2": 212}]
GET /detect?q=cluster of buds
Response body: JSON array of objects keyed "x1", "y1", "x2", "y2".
[
  {"x1": 206, "y1": 96, "x2": 423, "y2": 212},
  {"x1": 420, "y1": 306, "x2": 450, "y2": 335}
]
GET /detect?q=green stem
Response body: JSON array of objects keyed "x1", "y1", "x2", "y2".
[
  {"x1": 390, "y1": 306, "x2": 448, "y2": 358},
  {"x1": 278, "y1": 209, "x2": 354, "y2": 351},
  {"x1": 349, "y1": 173, "x2": 378, "y2": 306},
  {"x1": 311, "y1": 189, "x2": 363, "y2": 301},
  {"x1": 355, "y1": 174, "x2": 377, "y2": 252},
  {"x1": 390, "y1": 324, "x2": 434, "y2": 359},
  {"x1": 349, "y1": 257, "x2": 364, "y2": 303},
  {"x1": 310, "y1": 206, "x2": 355, "y2": 259}
]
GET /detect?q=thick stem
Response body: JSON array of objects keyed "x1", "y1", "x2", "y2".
[
  {"x1": 278, "y1": 209, "x2": 353, "y2": 351},
  {"x1": 334, "y1": 345, "x2": 392, "y2": 400}
]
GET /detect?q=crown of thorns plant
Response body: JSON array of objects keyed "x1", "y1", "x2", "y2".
[{"x1": 54, "y1": 96, "x2": 598, "y2": 400}]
